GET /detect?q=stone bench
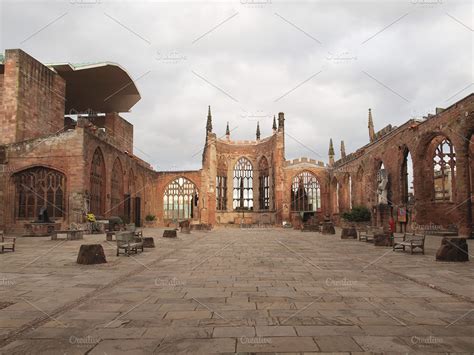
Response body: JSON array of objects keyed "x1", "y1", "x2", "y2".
[{"x1": 51, "y1": 230, "x2": 85, "y2": 241}]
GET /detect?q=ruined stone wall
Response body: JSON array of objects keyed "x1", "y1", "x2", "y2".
[
  {"x1": 282, "y1": 160, "x2": 330, "y2": 224},
  {"x1": 0, "y1": 128, "x2": 85, "y2": 232},
  {"x1": 154, "y1": 170, "x2": 202, "y2": 225},
  {"x1": 0, "y1": 49, "x2": 65, "y2": 145},
  {"x1": 331, "y1": 94, "x2": 474, "y2": 235},
  {"x1": 83, "y1": 127, "x2": 154, "y2": 224},
  {"x1": 90, "y1": 112, "x2": 134, "y2": 154}
]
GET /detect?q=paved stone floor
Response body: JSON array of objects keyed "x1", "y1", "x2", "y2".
[{"x1": 0, "y1": 227, "x2": 473, "y2": 354}]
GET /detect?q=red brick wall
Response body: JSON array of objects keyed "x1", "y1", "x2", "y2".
[
  {"x1": 332, "y1": 94, "x2": 474, "y2": 235},
  {"x1": 0, "y1": 49, "x2": 66, "y2": 145},
  {"x1": 89, "y1": 112, "x2": 134, "y2": 154}
]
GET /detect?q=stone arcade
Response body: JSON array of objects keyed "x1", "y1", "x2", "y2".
[{"x1": 0, "y1": 49, "x2": 473, "y2": 236}]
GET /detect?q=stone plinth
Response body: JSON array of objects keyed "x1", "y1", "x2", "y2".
[
  {"x1": 24, "y1": 222, "x2": 61, "y2": 237},
  {"x1": 77, "y1": 244, "x2": 107, "y2": 265},
  {"x1": 374, "y1": 233, "x2": 392, "y2": 246},
  {"x1": 436, "y1": 238, "x2": 469, "y2": 262},
  {"x1": 142, "y1": 237, "x2": 155, "y2": 248},
  {"x1": 341, "y1": 227, "x2": 358, "y2": 239},
  {"x1": 322, "y1": 222, "x2": 335, "y2": 235},
  {"x1": 163, "y1": 230, "x2": 177, "y2": 238}
]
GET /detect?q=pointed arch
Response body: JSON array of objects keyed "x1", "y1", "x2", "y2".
[
  {"x1": 401, "y1": 146, "x2": 414, "y2": 204},
  {"x1": 432, "y1": 137, "x2": 456, "y2": 201},
  {"x1": 331, "y1": 176, "x2": 339, "y2": 214},
  {"x1": 233, "y1": 157, "x2": 254, "y2": 210},
  {"x1": 111, "y1": 158, "x2": 124, "y2": 217},
  {"x1": 216, "y1": 157, "x2": 228, "y2": 211},
  {"x1": 291, "y1": 171, "x2": 321, "y2": 212},
  {"x1": 258, "y1": 156, "x2": 270, "y2": 210},
  {"x1": 13, "y1": 166, "x2": 66, "y2": 219},
  {"x1": 89, "y1": 147, "x2": 106, "y2": 216},
  {"x1": 163, "y1": 177, "x2": 199, "y2": 220}
]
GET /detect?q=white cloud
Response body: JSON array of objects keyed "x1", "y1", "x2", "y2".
[{"x1": 1, "y1": 0, "x2": 472, "y2": 170}]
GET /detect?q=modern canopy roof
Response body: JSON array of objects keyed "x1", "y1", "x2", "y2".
[{"x1": 47, "y1": 62, "x2": 141, "y2": 114}]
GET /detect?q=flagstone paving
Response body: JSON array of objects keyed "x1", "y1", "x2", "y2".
[{"x1": 0, "y1": 227, "x2": 473, "y2": 354}]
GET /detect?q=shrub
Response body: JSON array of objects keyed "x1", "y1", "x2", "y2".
[
  {"x1": 145, "y1": 214, "x2": 157, "y2": 221},
  {"x1": 341, "y1": 206, "x2": 371, "y2": 222}
]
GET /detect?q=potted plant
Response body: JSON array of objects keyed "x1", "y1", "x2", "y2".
[{"x1": 144, "y1": 214, "x2": 157, "y2": 228}]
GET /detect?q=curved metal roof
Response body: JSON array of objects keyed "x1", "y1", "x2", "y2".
[{"x1": 47, "y1": 62, "x2": 141, "y2": 114}]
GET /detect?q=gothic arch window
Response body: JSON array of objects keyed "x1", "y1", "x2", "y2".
[
  {"x1": 233, "y1": 157, "x2": 253, "y2": 210},
  {"x1": 258, "y1": 156, "x2": 270, "y2": 210},
  {"x1": 90, "y1": 148, "x2": 105, "y2": 216},
  {"x1": 401, "y1": 148, "x2": 414, "y2": 204},
  {"x1": 433, "y1": 138, "x2": 456, "y2": 201},
  {"x1": 163, "y1": 177, "x2": 198, "y2": 219},
  {"x1": 14, "y1": 167, "x2": 65, "y2": 219},
  {"x1": 216, "y1": 159, "x2": 227, "y2": 211},
  {"x1": 291, "y1": 171, "x2": 321, "y2": 212},
  {"x1": 111, "y1": 158, "x2": 124, "y2": 217}
]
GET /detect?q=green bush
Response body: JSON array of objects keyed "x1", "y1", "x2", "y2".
[
  {"x1": 145, "y1": 214, "x2": 157, "y2": 221},
  {"x1": 341, "y1": 206, "x2": 371, "y2": 222}
]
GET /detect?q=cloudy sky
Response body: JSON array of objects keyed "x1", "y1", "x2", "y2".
[{"x1": 1, "y1": 0, "x2": 472, "y2": 170}]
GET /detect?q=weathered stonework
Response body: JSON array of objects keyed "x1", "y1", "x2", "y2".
[{"x1": 0, "y1": 49, "x2": 473, "y2": 237}]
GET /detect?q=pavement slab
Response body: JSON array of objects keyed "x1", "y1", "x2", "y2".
[{"x1": 0, "y1": 227, "x2": 472, "y2": 353}]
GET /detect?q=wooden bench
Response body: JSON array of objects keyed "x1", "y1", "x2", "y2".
[
  {"x1": 0, "y1": 231, "x2": 16, "y2": 253},
  {"x1": 116, "y1": 231, "x2": 144, "y2": 256},
  {"x1": 393, "y1": 232, "x2": 426, "y2": 254},
  {"x1": 358, "y1": 226, "x2": 383, "y2": 242}
]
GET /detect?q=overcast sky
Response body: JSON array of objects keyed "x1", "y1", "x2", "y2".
[{"x1": 1, "y1": 0, "x2": 472, "y2": 171}]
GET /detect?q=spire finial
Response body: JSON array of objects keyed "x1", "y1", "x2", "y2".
[
  {"x1": 256, "y1": 121, "x2": 261, "y2": 140},
  {"x1": 272, "y1": 115, "x2": 277, "y2": 132},
  {"x1": 328, "y1": 138, "x2": 335, "y2": 156},
  {"x1": 368, "y1": 108, "x2": 375, "y2": 142},
  {"x1": 206, "y1": 105, "x2": 212, "y2": 133},
  {"x1": 340, "y1": 140, "x2": 346, "y2": 158},
  {"x1": 225, "y1": 121, "x2": 230, "y2": 138},
  {"x1": 329, "y1": 138, "x2": 335, "y2": 166}
]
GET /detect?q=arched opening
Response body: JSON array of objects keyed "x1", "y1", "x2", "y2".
[
  {"x1": 355, "y1": 166, "x2": 364, "y2": 206},
  {"x1": 125, "y1": 169, "x2": 136, "y2": 224},
  {"x1": 258, "y1": 156, "x2": 270, "y2": 210},
  {"x1": 376, "y1": 162, "x2": 390, "y2": 205},
  {"x1": 216, "y1": 158, "x2": 227, "y2": 211},
  {"x1": 348, "y1": 175, "x2": 353, "y2": 209},
  {"x1": 401, "y1": 148, "x2": 415, "y2": 204},
  {"x1": 163, "y1": 177, "x2": 199, "y2": 220},
  {"x1": 13, "y1": 167, "x2": 66, "y2": 220},
  {"x1": 291, "y1": 171, "x2": 321, "y2": 212},
  {"x1": 331, "y1": 177, "x2": 339, "y2": 214},
  {"x1": 432, "y1": 137, "x2": 456, "y2": 202},
  {"x1": 89, "y1": 148, "x2": 105, "y2": 216},
  {"x1": 110, "y1": 158, "x2": 124, "y2": 217},
  {"x1": 233, "y1": 157, "x2": 253, "y2": 210}
]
